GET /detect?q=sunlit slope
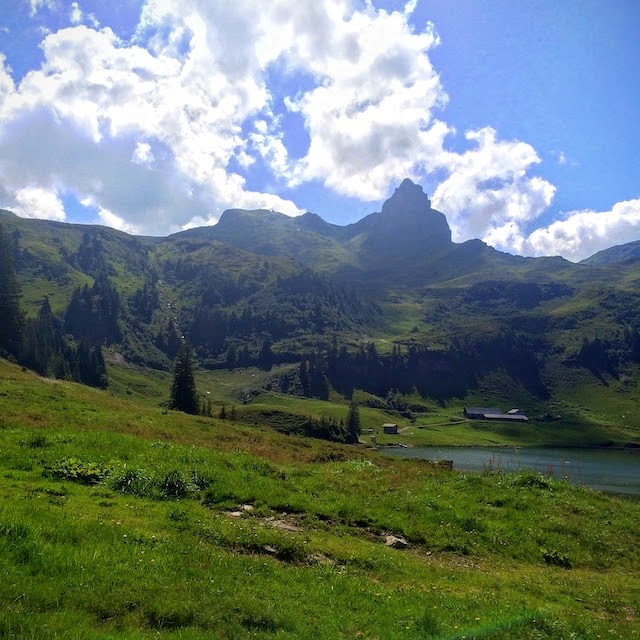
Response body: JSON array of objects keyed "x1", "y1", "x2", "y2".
[{"x1": 0, "y1": 358, "x2": 639, "y2": 639}]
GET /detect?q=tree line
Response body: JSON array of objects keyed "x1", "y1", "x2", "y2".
[
  {"x1": 297, "y1": 332, "x2": 550, "y2": 403},
  {"x1": 0, "y1": 225, "x2": 108, "y2": 388}
]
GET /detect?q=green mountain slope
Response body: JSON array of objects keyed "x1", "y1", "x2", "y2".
[
  {"x1": 582, "y1": 240, "x2": 640, "y2": 265},
  {"x1": 1, "y1": 358, "x2": 639, "y2": 639},
  {"x1": 5, "y1": 181, "x2": 640, "y2": 433}
]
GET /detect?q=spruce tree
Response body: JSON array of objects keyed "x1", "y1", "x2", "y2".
[
  {"x1": 0, "y1": 224, "x2": 23, "y2": 355},
  {"x1": 345, "y1": 399, "x2": 361, "y2": 444},
  {"x1": 259, "y1": 334, "x2": 273, "y2": 371},
  {"x1": 169, "y1": 342, "x2": 198, "y2": 414}
]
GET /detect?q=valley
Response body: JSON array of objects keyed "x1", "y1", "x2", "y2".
[{"x1": 1, "y1": 180, "x2": 640, "y2": 638}]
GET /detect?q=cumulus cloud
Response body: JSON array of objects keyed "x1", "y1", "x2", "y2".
[
  {"x1": 69, "y1": 1, "x2": 82, "y2": 25},
  {"x1": 522, "y1": 199, "x2": 640, "y2": 262},
  {"x1": 432, "y1": 127, "x2": 556, "y2": 246},
  {"x1": 1, "y1": 0, "x2": 572, "y2": 249},
  {"x1": 0, "y1": 54, "x2": 15, "y2": 107},
  {"x1": 0, "y1": 20, "x2": 300, "y2": 233},
  {"x1": 131, "y1": 142, "x2": 155, "y2": 167},
  {"x1": 263, "y1": 1, "x2": 450, "y2": 199},
  {"x1": 13, "y1": 185, "x2": 66, "y2": 221}
]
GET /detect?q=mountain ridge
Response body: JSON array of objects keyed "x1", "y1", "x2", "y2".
[{"x1": 3, "y1": 179, "x2": 640, "y2": 409}]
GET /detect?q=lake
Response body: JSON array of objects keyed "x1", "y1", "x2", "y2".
[{"x1": 383, "y1": 446, "x2": 640, "y2": 497}]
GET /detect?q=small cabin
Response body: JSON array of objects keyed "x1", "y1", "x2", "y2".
[{"x1": 383, "y1": 423, "x2": 399, "y2": 434}]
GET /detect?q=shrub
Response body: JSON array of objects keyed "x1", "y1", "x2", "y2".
[
  {"x1": 510, "y1": 470, "x2": 554, "y2": 490},
  {"x1": 110, "y1": 468, "x2": 153, "y2": 497},
  {"x1": 45, "y1": 458, "x2": 111, "y2": 485},
  {"x1": 542, "y1": 548, "x2": 571, "y2": 568},
  {"x1": 160, "y1": 469, "x2": 189, "y2": 499}
]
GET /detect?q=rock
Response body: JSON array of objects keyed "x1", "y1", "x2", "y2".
[
  {"x1": 384, "y1": 534, "x2": 409, "y2": 549},
  {"x1": 270, "y1": 519, "x2": 300, "y2": 532}
]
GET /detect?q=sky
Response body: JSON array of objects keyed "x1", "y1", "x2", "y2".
[{"x1": 0, "y1": 0, "x2": 639, "y2": 262}]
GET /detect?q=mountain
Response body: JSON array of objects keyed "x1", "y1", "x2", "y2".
[
  {"x1": 179, "y1": 179, "x2": 531, "y2": 287},
  {"x1": 582, "y1": 240, "x2": 640, "y2": 265},
  {"x1": 4, "y1": 181, "x2": 640, "y2": 417}
]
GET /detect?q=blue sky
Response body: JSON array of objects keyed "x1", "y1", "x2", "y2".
[{"x1": 0, "y1": 0, "x2": 638, "y2": 261}]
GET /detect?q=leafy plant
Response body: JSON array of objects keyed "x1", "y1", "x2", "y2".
[
  {"x1": 44, "y1": 458, "x2": 111, "y2": 485},
  {"x1": 542, "y1": 548, "x2": 572, "y2": 568}
]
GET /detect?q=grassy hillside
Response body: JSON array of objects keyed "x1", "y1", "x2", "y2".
[
  {"x1": 104, "y1": 360, "x2": 640, "y2": 448},
  {"x1": 1, "y1": 359, "x2": 639, "y2": 638},
  {"x1": 7, "y1": 197, "x2": 640, "y2": 433}
]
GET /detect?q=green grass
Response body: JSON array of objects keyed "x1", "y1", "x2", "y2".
[
  {"x1": 1, "y1": 359, "x2": 640, "y2": 638},
  {"x1": 105, "y1": 359, "x2": 640, "y2": 449}
]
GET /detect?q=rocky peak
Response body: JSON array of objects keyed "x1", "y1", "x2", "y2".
[
  {"x1": 370, "y1": 178, "x2": 451, "y2": 249},
  {"x1": 382, "y1": 178, "x2": 432, "y2": 213}
]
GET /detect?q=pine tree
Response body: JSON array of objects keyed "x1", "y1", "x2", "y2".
[
  {"x1": 91, "y1": 344, "x2": 108, "y2": 388},
  {"x1": 21, "y1": 297, "x2": 57, "y2": 375},
  {"x1": 169, "y1": 342, "x2": 198, "y2": 414},
  {"x1": 259, "y1": 334, "x2": 273, "y2": 371},
  {"x1": 299, "y1": 355, "x2": 310, "y2": 396},
  {"x1": 345, "y1": 399, "x2": 361, "y2": 444},
  {"x1": 0, "y1": 224, "x2": 23, "y2": 355}
]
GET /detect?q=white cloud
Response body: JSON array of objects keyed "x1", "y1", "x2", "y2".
[
  {"x1": 1, "y1": 0, "x2": 577, "y2": 253},
  {"x1": 264, "y1": 2, "x2": 450, "y2": 199},
  {"x1": 404, "y1": 0, "x2": 418, "y2": 16},
  {"x1": 522, "y1": 199, "x2": 640, "y2": 262},
  {"x1": 132, "y1": 142, "x2": 155, "y2": 166},
  {"x1": 0, "y1": 20, "x2": 300, "y2": 234},
  {"x1": 432, "y1": 127, "x2": 556, "y2": 246},
  {"x1": 28, "y1": 0, "x2": 57, "y2": 17},
  {"x1": 95, "y1": 206, "x2": 139, "y2": 234},
  {"x1": 0, "y1": 54, "x2": 15, "y2": 108},
  {"x1": 13, "y1": 185, "x2": 66, "y2": 221},
  {"x1": 69, "y1": 2, "x2": 82, "y2": 25}
]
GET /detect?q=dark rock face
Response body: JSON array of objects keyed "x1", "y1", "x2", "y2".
[{"x1": 359, "y1": 178, "x2": 452, "y2": 262}]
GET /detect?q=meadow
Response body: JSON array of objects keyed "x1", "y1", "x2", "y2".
[{"x1": 1, "y1": 359, "x2": 639, "y2": 639}]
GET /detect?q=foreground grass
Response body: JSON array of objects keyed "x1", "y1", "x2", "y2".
[{"x1": 1, "y1": 360, "x2": 639, "y2": 638}]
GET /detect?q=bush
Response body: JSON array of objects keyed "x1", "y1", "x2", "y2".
[
  {"x1": 510, "y1": 470, "x2": 554, "y2": 490},
  {"x1": 542, "y1": 548, "x2": 571, "y2": 568},
  {"x1": 45, "y1": 458, "x2": 111, "y2": 485},
  {"x1": 110, "y1": 468, "x2": 153, "y2": 497},
  {"x1": 160, "y1": 469, "x2": 190, "y2": 499}
]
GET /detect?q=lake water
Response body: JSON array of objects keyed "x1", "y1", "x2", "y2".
[{"x1": 383, "y1": 446, "x2": 640, "y2": 497}]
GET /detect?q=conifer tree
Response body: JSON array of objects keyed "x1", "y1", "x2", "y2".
[
  {"x1": 0, "y1": 224, "x2": 23, "y2": 355},
  {"x1": 299, "y1": 355, "x2": 310, "y2": 396},
  {"x1": 169, "y1": 342, "x2": 198, "y2": 414},
  {"x1": 345, "y1": 399, "x2": 361, "y2": 444},
  {"x1": 259, "y1": 334, "x2": 273, "y2": 371}
]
